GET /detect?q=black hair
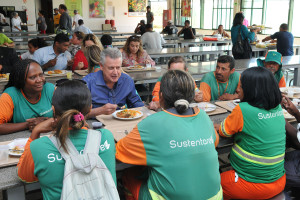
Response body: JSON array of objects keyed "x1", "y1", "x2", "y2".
[
  {"x1": 4, "y1": 59, "x2": 40, "y2": 91},
  {"x1": 168, "y1": 56, "x2": 186, "y2": 70},
  {"x1": 73, "y1": 31, "x2": 85, "y2": 40},
  {"x1": 145, "y1": 23, "x2": 153, "y2": 29},
  {"x1": 52, "y1": 80, "x2": 92, "y2": 152},
  {"x1": 147, "y1": 6, "x2": 151, "y2": 9},
  {"x1": 218, "y1": 24, "x2": 223, "y2": 28},
  {"x1": 185, "y1": 20, "x2": 190, "y2": 25},
  {"x1": 78, "y1": 19, "x2": 84, "y2": 26},
  {"x1": 54, "y1": 33, "x2": 69, "y2": 44},
  {"x1": 100, "y1": 34, "x2": 113, "y2": 46},
  {"x1": 39, "y1": 10, "x2": 45, "y2": 16},
  {"x1": 233, "y1": 12, "x2": 244, "y2": 26},
  {"x1": 59, "y1": 4, "x2": 67, "y2": 11},
  {"x1": 280, "y1": 23, "x2": 288, "y2": 31},
  {"x1": 160, "y1": 70, "x2": 195, "y2": 114},
  {"x1": 241, "y1": 67, "x2": 282, "y2": 110},
  {"x1": 28, "y1": 38, "x2": 48, "y2": 48},
  {"x1": 217, "y1": 55, "x2": 235, "y2": 70}
]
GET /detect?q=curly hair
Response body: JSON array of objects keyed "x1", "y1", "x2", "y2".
[{"x1": 122, "y1": 35, "x2": 144, "y2": 59}]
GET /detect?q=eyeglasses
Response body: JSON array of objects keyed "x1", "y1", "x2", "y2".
[{"x1": 55, "y1": 78, "x2": 86, "y2": 86}]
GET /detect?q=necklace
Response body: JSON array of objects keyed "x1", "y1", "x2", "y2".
[{"x1": 214, "y1": 73, "x2": 229, "y2": 97}]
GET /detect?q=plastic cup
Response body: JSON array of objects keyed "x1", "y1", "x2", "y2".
[
  {"x1": 146, "y1": 63, "x2": 151, "y2": 69},
  {"x1": 0, "y1": 145, "x2": 9, "y2": 163},
  {"x1": 155, "y1": 66, "x2": 161, "y2": 72},
  {"x1": 66, "y1": 71, "x2": 72, "y2": 80},
  {"x1": 92, "y1": 122, "x2": 103, "y2": 129}
]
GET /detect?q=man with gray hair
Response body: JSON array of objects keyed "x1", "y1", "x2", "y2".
[
  {"x1": 72, "y1": 9, "x2": 83, "y2": 29},
  {"x1": 83, "y1": 48, "x2": 144, "y2": 117},
  {"x1": 11, "y1": 12, "x2": 22, "y2": 32}
]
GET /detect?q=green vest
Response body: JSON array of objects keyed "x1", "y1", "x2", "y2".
[
  {"x1": 137, "y1": 110, "x2": 222, "y2": 200},
  {"x1": 30, "y1": 129, "x2": 116, "y2": 200},
  {"x1": 4, "y1": 83, "x2": 55, "y2": 123},
  {"x1": 230, "y1": 102, "x2": 285, "y2": 183},
  {"x1": 201, "y1": 71, "x2": 240, "y2": 101}
]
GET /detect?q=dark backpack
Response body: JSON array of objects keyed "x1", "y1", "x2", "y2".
[{"x1": 232, "y1": 25, "x2": 252, "y2": 59}]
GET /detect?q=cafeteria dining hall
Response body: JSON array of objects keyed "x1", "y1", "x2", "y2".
[{"x1": 2, "y1": 0, "x2": 300, "y2": 199}]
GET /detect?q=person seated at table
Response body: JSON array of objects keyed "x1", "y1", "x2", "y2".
[
  {"x1": 116, "y1": 70, "x2": 222, "y2": 200},
  {"x1": 33, "y1": 33, "x2": 73, "y2": 71},
  {"x1": 281, "y1": 96, "x2": 300, "y2": 197},
  {"x1": 200, "y1": 55, "x2": 240, "y2": 101},
  {"x1": 177, "y1": 20, "x2": 196, "y2": 39},
  {"x1": 68, "y1": 31, "x2": 85, "y2": 57},
  {"x1": 0, "y1": 59, "x2": 54, "y2": 134},
  {"x1": 0, "y1": 33, "x2": 14, "y2": 47},
  {"x1": 86, "y1": 45, "x2": 101, "y2": 73},
  {"x1": 134, "y1": 19, "x2": 146, "y2": 35},
  {"x1": 141, "y1": 23, "x2": 166, "y2": 50},
  {"x1": 21, "y1": 38, "x2": 48, "y2": 60},
  {"x1": 257, "y1": 51, "x2": 286, "y2": 88},
  {"x1": 17, "y1": 79, "x2": 116, "y2": 200},
  {"x1": 149, "y1": 56, "x2": 203, "y2": 111},
  {"x1": 212, "y1": 24, "x2": 230, "y2": 38},
  {"x1": 262, "y1": 23, "x2": 294, "y2": 56},
  {"x1": 215, "y1": 67, "x2": 286, "y2": 200},
  {"x1": 162, "y1": 20, "x2": 178, "y2": 35},
  {"x1": 121, "y1": 35, "x2": 155, "y2": 67},
  {"x1": 72, "y1": 33, "x2": 103, "y2": 71},
  {"x1": 0, "y1": 46, "x2": 19, "y2": 74},
  {"x1": 100, "y1": 34, "x2": 113, "y2": 49},
  {"x1": 74, "y1": 19, "x2": 93, "y2": 34},
  {"x1": 83, "y1": 48, "x2": 144, "y2": 117}
]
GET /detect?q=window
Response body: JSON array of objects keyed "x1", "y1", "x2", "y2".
[
  {"x1": 292, "y1": 0, "x2": 300, "y2": 36},
  {"x1": 174, "y1": 0, "x2": 192, "y2": 27},
  {"x1": 241, "y1": 0, "x2": 264, "y2": 26},
  {"x1": 212, "y1": 0, "x2": 234, "y2": 30}
]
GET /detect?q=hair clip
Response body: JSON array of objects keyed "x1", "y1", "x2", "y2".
[{"x1": 73, "y1": 112, "x2": 84, "y2": 122}]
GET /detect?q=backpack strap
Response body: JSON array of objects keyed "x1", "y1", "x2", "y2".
[
  {"x1": 49, "y1": 136, "x2": 80, "y2": 160},
  {"x1": 83, "y1": 129, "x2": 102, "y2": 155}
]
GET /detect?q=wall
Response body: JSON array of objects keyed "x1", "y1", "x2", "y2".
[
  {"x1": 53, "y1": 0, "x2": 145, "y2": 32},
  {"x1": 1, "y1": 0, "x2": 37, "y2": 31}
]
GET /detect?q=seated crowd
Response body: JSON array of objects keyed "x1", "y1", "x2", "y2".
[{"x1": 0, "y1": 21, "x2": 298, "y2": 199}]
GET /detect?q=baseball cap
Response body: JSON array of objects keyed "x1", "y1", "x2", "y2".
[
  {"x1": 54, "y1": 8, "x2": 58, "y2": 11},
  {"x1": 257, "y1": 51, "x2": 282, "y2": 67},
  {"x1": 168, "y1": 20, "x2": 173, "y2": 24}
]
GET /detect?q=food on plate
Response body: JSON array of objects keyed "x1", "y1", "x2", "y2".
[
  {"x1": 10, "y1": 146, "x2": 24, "y2": 154},
  {"x1": 256, "y1": 43, "x2": 266, "y2": 48},
  {"x1": 128, "y1": 65, "x2": 144, "y2": 70},
  {"x1": 116, "y1": 109, "x2": 141, "y2": 118},
  {"x1": 48, "y1": 70, "x2": 63, "y2": 74},
  {"x1": 0, "y1": 74, "x2": 6, "y2": 78}
]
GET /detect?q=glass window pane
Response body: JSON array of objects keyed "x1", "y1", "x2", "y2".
[
  {"x1": 292, "y1": 0, "x2": 300, "y2": 36},
  {"x1": 264, "y1": 0, "x2": 289, "y2": 35},
  {"x1": 213, "y1": 0, "x2": 218, "y2": 8},
  {"x1": 253, "y1": 0, "x2": 263, "y2": 8},
  {"x1": 191, "y1": 0, "x2": 200, "y2": 28},
  {"x1": 227, "y1": 0, "x2": 233, "y2": 8},
  {"x1": 204, "y1": 0, "x2": 214, "y2": 29},
  {"x1": 242, "y1": 0, "x2": 252, "y2": 8},
  {"x1": 242, "y1": 9, "x2": 252, "y2": 25},
  {"x1": 213, "y1": 9, "x2": 218, "y2": 29},
  {"x1": 175, "y1": 9, "x2": 181, "y2": 25},
  {"x1": 176, "y1": 0, "x2": 181, "y2": 8},
  {"x1": 251, "y1": 9, "x2": 262, "y2": 25}
]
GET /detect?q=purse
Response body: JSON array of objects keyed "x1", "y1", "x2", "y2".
[{"x1": 232, "y1": 25, "x2": 252, "y2": 59}]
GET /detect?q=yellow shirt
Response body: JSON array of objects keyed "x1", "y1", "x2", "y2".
[{"x1": 53, "y1": 14, "x2": 61, "y2": 25}]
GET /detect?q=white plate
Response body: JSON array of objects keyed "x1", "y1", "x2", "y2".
[
  {"x1": 44, "y1": 70, "x2": 67, "y2": 76},
  {"x1": 190, "y1": 102, "x2": 216, "y2": 113},
  {"x1": 233, "y1": 99, "x2": 241, "y2": 105},
  {"x1": 8, "y1": 138, "x2": 28, "y2": 156},
  {"x1": 112, "y1": 109, "x2": 143, "y2": 120},
  {"x1": 127, "y1": 66, "x2": 145, "y2": 70},
  {"x1": 280, "y1": 87, "x2": 300, "y2": 94},
  {"x1": 283, "y1": 110, "x2": 294, "y2": 120}
]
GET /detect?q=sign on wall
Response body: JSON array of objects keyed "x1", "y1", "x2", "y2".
[
  {"x1": 128, "y1": 0, "x2": 146, "y2": 17},
  {"x1": 181, "y1": 0, "x2": 191, "y2": 17},
  {"x1": 65, "y1": 0, "x2": 82, "y2": 17},
  {"x1": 89, "y1": 0, "x2": 105, "y2": 18}
]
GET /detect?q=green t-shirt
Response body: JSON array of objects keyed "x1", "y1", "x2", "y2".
[
  {"x1": 230, "y1": 102, "x2": 286, "y2": 183},
  {"x1": 4, "y1": 82, "x2": 55, "y2": 123},
  {"x1": 0, "y1": 33, "x2": 13, "y2": 45},
  {"x1": 201, "y1": 71, "x2": 240, "y2": 101},
  {"x1": 137, "y1": 110, "x2": 222, "y2": 200},
  {"x1": 30, "y1": 128, "x2": 116, "y2": 200}
]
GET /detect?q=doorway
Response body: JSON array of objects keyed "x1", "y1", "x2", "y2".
[
  {"x1": 148, "y1": 0, "x2": 168, "y2": 31},
  {"x1": 37, "y1": 0, "x2": 54, "y2": 33}
]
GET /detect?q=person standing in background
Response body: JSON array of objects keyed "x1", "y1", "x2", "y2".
[
  {"x1": 262, "y1": 23, "x2": 294, "y2": 56},
  {"x1": 37, "y1": 11, "x2": 47, "y2": 34},
  {"x1": 53, "y1": 8, "x2": 61, "y2": 30},
  {"x1": 11, "y1": 12, "x2": 22, "y2": 32},
  {"x1": 146, "y1": 6, "x2": 154, "y2": 25},
  {"x1": 58, "y1": 4, "x2": 72, "y2": 36},
  {"x1": 72, "y1": 10, "x2": 83, "y2": 29}
]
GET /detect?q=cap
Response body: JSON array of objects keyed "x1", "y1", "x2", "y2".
[
  {"x1": 257, "y1": 51, "x2": 282, "y2": 67},
  {"x1": 168, "y1": 20, "x2": 173, "y2": 24},
  {"x1": 54, "y1": 8, "x2": 58, "y2": 11}
]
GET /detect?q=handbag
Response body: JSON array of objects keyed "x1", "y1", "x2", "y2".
[{"x1": 232, "y1": 25, "x2": 252, "y2": 59}]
